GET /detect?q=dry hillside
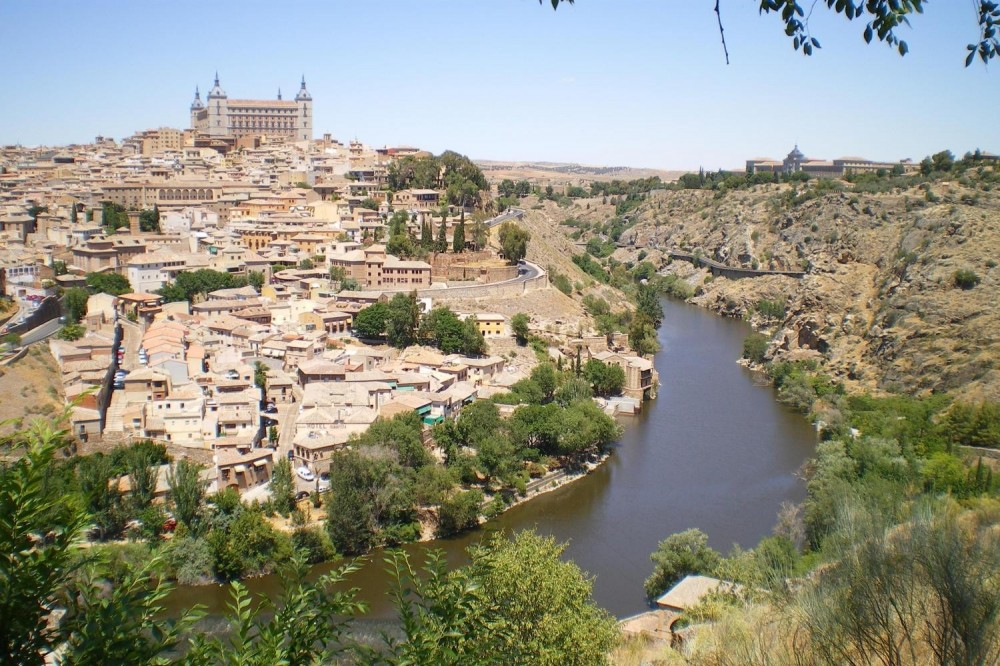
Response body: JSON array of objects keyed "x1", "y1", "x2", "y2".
[{"x1": 546, "y1": 172, "x2": 1000, "y2": 400}]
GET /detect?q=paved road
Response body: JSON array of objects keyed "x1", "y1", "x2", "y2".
[
  {"x1": 484, "y1": 208, "x2": 524, "y2": 228},
  {"x1": 20, "y1": 318, "x2": 63, "y2": 346}
]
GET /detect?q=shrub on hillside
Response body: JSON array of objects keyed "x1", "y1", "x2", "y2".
[{"x1": 953, "y1": 269, "x2": 981, "y2": 290}]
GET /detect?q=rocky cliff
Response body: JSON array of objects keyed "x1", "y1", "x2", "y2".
[{"x1": 560, "y1": 172, "x2": 1000, "y2": 400}]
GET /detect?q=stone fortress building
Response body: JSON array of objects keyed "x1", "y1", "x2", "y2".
[{"x1": 190, "y1": 74, "x2": 312, "y2": 142}]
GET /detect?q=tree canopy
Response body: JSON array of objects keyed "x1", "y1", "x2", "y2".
[
  {"x1": 498, "y1": 221, "x2": 531, "y2": 264},
  {"x1": 157, "y1": 269, "x2": 248, "y2": 303}
]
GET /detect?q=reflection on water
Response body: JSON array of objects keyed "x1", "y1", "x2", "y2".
[{"x1": 164, "y1": 297, "x2": 815, "y2": 619}]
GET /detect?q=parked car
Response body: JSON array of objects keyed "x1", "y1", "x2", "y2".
[
  {"x1": 294, "y1": 490, "x2": 310, "y2": 501},
  {"x1": 265, "y1": 403, "x2": 278, "y2": 413},
  {"x1": 296, "y1": 466, "x2": 315, "y2": 482},
  {"x1": 317, "y1": 474, "x2": 331, "y2": 493},
  {"x1": 162, "y1": 517, "x2": 177, "y2": 532}
]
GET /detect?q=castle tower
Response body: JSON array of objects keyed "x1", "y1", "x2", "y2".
[
  {"x1": 294, "y1": 75, "x2": 313, "y2": 141},
  {"x1": 189, "y1": 86, "x2": 205, "y2": 128},
  {"x1": 206, "y1": 72, "x2": 229, "y2": 138}
]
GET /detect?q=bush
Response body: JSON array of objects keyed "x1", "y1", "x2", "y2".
[
  {"x1": 552, "y1": 273, "x2": 572, "y2": 295},
  {"x1": 742, "y1": 333, "x2": 769, "y2": 364},
  {"x1": 437, "y1": 489, "x2": 484, "y2": 538},
  {"x1": 953, "y1": 269, "x2": 981, "y2": 290}
]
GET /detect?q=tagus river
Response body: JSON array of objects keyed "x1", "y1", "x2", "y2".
[{"x1": 165, "y1": 297, "x2": 816, "y2": 619}]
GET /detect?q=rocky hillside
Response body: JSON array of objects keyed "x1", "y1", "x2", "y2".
[{"x1": 540, "y1": 169, "x2": 1000, "y2": 400}]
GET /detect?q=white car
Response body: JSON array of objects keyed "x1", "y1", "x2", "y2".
[
  {"x1": 317, "y1": 474, "x2": 331, "y2": 492},
  {"x1": 296, "y1": 466, "x2": 315, "y2": 482}
]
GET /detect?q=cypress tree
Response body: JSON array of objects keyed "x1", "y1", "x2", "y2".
[
  {"x1": 436, "y1": 220, "x2": 448, "y2": 253},
  {"x1": 452, "y1": 217, "x2": 465, "y2": 253}
]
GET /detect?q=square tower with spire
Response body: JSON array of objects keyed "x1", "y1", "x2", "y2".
[{"x1": 188, "y1": 74, "x2": 313, "y2": 141}]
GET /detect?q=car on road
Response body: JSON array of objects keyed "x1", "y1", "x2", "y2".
[
  {"x1": 295, "y1": 490, "x2": 310, "y2": 501},
  {"x1": 317, "y1": 474, "x2": 331, "y2": 492},
  {"x1": 265, "y1": 403, "x2": 278, "y2": 413},
  {"x1": 296, "y1": 466, "x2": 315, "y2": 482}
]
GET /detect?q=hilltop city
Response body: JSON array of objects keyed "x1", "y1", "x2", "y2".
[{"x1": 0, "y1": 74, "x2": 655, "y2": 505}]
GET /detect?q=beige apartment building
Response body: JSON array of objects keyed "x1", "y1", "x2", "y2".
[
  {"x1": 190, "y1": 74, "x2": 313, "y2": 142},
  {"x1": 126, "y1": 127, "x2": 184, "y2": 156},
  {"x1": 327, "y1": 244, "x2": 432, "y2": 290}
]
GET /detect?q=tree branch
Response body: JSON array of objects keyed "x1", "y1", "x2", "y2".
[{"x1": 715, "y1": 0, "x2": 731, "y2": 64}]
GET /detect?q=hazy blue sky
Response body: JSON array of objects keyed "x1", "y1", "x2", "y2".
[{"x1": 1, "y1": 1, "x2": 996, "y2": 170}]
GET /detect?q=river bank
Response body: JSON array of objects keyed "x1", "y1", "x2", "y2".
[{"x1": 163, "y1": 296, "x2": 816, "y2": 619}]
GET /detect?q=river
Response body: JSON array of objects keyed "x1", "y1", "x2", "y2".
[{"x1": 164, "y1": 297, "x2": 816, "y2": 619}]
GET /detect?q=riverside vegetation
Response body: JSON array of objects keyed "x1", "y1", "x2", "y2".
[
  {"x1": 1, "y1": 417, "x2": 619, "y2": 664},
  {"x1": 0, "y1": 357, "x2": 622, "y2": 590},
  {"x1": 526, "y1": 156, "x2": 1000, "y2": 662}
]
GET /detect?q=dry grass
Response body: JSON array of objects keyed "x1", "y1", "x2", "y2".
[{"x1": 0, "y1": 345, "x2": 64, "y2": 435}]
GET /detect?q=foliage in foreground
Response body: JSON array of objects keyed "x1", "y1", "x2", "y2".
[{"x1": 1, "y1": 417, "x2": 620, "y2": 664}]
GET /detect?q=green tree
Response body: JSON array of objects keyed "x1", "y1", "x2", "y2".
[
  {"x1": 635, "y1": 283, "x2": 663, "y2": 328},
  {"x1": 511, "y1": 312, "x2": 530, "y2": 345},
  {"x1": 85, "y1": 271, "x2": 132, "y2": 296},
  {"x1": 63, "y1": 286, "x2": 89, "y2": 322},
  {"x1": 498, "y1": 221, "x2": 531, "y2": 264},
  {"x1": 298, "y1": 258, "x2": 315, "y2": 270},
  {"x1": 644, "y1": 528, "x2": 722, "y2": 598},
  {"x1": 325, "y1": 447, "x2": 417, "y2": 554},
  {"x1": 168, "y1": 459, "x2": 205, "y2": 532},
  {"x1": 353, "y1": 300, "x2": 389, "y2": 339},
  {"x1": 1, "y1": 332, "x2": 21, "y2": 348},
  {"x1": 69, "y1": 203, "x2": 78, "y2": 224},
  {"x1": 271, "y1": 458, "x2": 295, "y2": 516},
  {"x1": 583, "y1": 359, "x2": 625, "y2": 397},
  {"x1": 51, "y1": 259, "x2": 68, "y2": 276},
  {"x1": 0, "y1": 420, "x2": 87, "y2": 663},
  {"x1": 456, "y1": 400, "x2": 504, "y2": 448},
  {"x1": 437, "y1": 489, "x2": 483, "y2": 537},
  {"x1": 247, "y1": 270, "x2": 265, "y2": 291},
  {"x1": 464, "y1": 531, "x2": 619, "y2": 665},
  {"x1": 356, "y1": 412, "x2": 430, "y2": 470},
  {"x1": 123, "y1": 445, "x2": 158, "y2": 514},
  {"x1": 179, "y1": 558, "x2": 363, "y2": 665},
  {"x1": 743, "y1": 332, "x2": 769, "y2": 364},
  {"x1": 531, "y1": 363, "x2": 558, "y2": 403},
  {"x1": 101, "y1": 202, "x2": 129, "y2": 233},
  {"x1": 158, "y1": 269, "x2": 248, "y2": 303},
  {"x1": 554, "y1": 376, "x2": 592, "y2": 407},
  {"x1": 57, "y1": 323, "x2": 86, "y2": 341},
  {"x1": 435, "y1": 220, "x2": 448, "y2": 253},
  {"x1": 452, "y1": 216, "x2": 466, "y2": 253},
  {"x1": 253, "y1": 360, "x2": 268, "y2": 392},
  {"x1": 421, "y1": 306, "x2": 465, "y2": 352},
  {"x1": 138, "y1": 204, "x2": 160, "y2": 232},
  {"x1": 386, "y1": 292, "x2": 420, "y2": 348},
  {"x1": 628, "y1": 313, "x2": 660, "y2": 356},
  {"x1": 77, "y1": 454, "x2": 128, "y2": 540}
]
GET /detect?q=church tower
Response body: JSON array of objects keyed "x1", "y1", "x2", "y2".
[
  {"x1": 206, "y1": 72, "x2": 229, "y2": 138},
  {"x1": 294, "y1": 75, "x2": 313, "y2": 141}
]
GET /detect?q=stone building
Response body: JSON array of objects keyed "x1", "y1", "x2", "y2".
[{"x1": 190, "y1": 74, "x2": 313, "y2": 142}]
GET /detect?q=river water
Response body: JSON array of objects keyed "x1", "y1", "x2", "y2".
[{"x1": 164, "y1": 297, "x2": 816, "y2": 619}]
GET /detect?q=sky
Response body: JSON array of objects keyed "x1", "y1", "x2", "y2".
[{"x1": 0, "y1": 0, "x2": 997, "y2": 170}]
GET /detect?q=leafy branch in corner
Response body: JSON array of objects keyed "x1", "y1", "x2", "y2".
[{"x1": 543, "y1": 0, "x2": 999, "y2": 65}]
